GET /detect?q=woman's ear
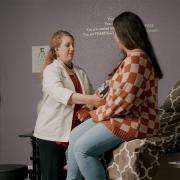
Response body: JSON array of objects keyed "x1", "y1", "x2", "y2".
[
  {"x1": 55, "y1": 47, "x2": 58, "y2": 53},
  {"x1": 54, "y1": 47, "x2": 60, "y2": 58},
  {"x1": 55, "y1": 47, "x2": 59, "y2": 56}
]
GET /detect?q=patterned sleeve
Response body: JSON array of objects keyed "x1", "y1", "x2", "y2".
[{"x1": 90, "y1": 55, "x2": 152, "y2": 121}]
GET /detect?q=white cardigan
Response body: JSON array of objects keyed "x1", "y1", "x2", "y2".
[{"x1": 33, "y1": 60, "x2": 93, "y2": 142}]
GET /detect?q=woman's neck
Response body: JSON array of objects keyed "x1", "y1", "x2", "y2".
[
  {"x1": 125, "y1": 48, "x2": 142, "y2": 56},
  {"x1": 64, "y1": 62, "x2": 73, "y2": 69},
  {"x1": 59, "y1": 59, "x2": 75, "y2": 75}
]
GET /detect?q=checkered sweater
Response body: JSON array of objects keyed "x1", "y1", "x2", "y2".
[{"x1": 90, "y1": 50, "x2": 160, "y2": 141}]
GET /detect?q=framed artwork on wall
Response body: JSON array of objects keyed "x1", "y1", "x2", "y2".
[{"x1": 32, "y1": 46, "x2": 49, "y2": 73}]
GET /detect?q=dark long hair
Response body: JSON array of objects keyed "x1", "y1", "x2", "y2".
[{"x1": 113, "y1": 11, "x2": 163, "y2": 79}]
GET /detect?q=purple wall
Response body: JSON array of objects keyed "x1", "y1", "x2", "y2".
[{"x1": 0, "y1": 0, "x2": 180, "y2": 166}]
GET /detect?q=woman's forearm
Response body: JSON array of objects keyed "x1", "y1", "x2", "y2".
[{"x1": 68, "y1": 93, "x2": 102, "y2": 107}]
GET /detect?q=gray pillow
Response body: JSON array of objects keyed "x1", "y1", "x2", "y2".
[{"x1": 161, "y1": 81, "x2": 180, "y2": 112}]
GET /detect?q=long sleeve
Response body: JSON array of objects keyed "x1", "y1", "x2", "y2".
[
  {"x1": 43, "y1": 65, "x2": 74, "y2": 105},
  {"x1": 90, "y1": 54, "x2": 152, "y2": 122}
]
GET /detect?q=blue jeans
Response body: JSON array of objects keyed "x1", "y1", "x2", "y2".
[{"x1": 66, "y1": 119, "x2": 124, "y2": 180}]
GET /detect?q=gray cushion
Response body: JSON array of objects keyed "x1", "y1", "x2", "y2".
[{"x1": 161, "y1": 81, "x2": 180, "y2": 112}]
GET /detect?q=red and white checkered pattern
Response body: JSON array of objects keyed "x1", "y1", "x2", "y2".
[{"x1": 90, "y1": 50, "x2": 160, "y2": 140}]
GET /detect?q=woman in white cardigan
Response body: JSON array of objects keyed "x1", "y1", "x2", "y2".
[{"x1": 33, "y1": 30, "x2": 102, "y2": 180}]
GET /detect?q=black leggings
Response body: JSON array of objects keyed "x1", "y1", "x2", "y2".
[{"x1": 37, "y1": 139, "x2": 67, "y2": 180}]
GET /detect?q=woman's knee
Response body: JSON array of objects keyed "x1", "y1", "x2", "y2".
[
  {"x1": 69, "y1": 129, "x2": 76, "y2": 145},
  {"x1": 73, "y1": 138, "x2": 91, "y2": 159},
  {"x1": 69, "y1": 126, "x2": 82, "y2": 145},
  {"x1": 73, "y1": 140, "x2": 81, "y2": 154},
  {"x1": 69, "y1": 119, "x2": 95, "y2": 144}
]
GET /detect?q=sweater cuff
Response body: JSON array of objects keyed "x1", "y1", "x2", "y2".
[{"x1": 89, "y1": 110, "x2": 99, "y2": 122}]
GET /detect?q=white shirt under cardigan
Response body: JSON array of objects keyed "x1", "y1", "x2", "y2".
[{"x1": 33, "y1": 60, "x2": 93, "y2": 142}]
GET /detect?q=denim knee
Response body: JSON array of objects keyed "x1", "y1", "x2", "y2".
[
  {"x1": 73, "y1": 140, "x2": 88, "y2": 159},
  {"x1": 69, "y1": 128, "x2": 78, "y2": 145}
]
